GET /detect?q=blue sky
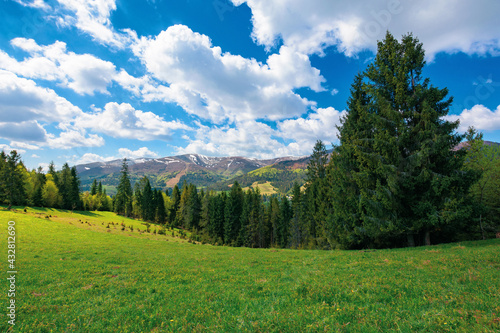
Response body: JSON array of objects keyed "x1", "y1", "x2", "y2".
[{"x1": 1, "y1": 0, "x2": 499, "y2": 170}]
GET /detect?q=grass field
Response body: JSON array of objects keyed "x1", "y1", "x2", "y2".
[
  {"x1": 242, "y1": 181, "x2": 278, "y2": 195},
  {"x1": 1, "y1": 207, "x2": 499, "y2": 332}
]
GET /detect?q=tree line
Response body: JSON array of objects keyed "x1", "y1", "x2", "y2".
[{"x1": 0, "y1": 151, "x2": 81, "y2": 210}]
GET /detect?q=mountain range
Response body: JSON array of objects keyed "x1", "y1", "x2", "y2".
[
  {"x1": 76, "y1": 154, "x2": 311, "y2": 196},
  {"x1": 76, "y1": 141, "x2": 500, "y2": 196}
]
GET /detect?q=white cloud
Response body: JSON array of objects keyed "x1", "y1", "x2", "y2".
[
  {"x1": 72, "y1": 153, "x2": 115, "y2": 165},
  {"x1": 177, "y1": 119, "x2": 318, "y2": 159},
  {"x1": 177, "y1": 108, "x2": 347, "y2": 159},
  {"x1": 331, "y1": 88, "x2": 339, "y2": 96},
  {"x1": 445, "y1": 105, "x2": 500, "y2": 133},
  {"x1": 54, "y1": 0, "x2": 133, "y2": 49},
  {"x1": 47, "y1": 128, "x2": 105, "y2": 149},
  {"x1": 77, "y1": 102, "x2": 191, "y2": 141},
  {"x1": 118, "y1": 147, "x2": 159, "y2": 159},
  {"x1": 0, "y1": 69, "x2": 82, "y2": 123},
  {"x1": 278, "y1": 107, "x2": 346, "y2": 145},
  {"x1": 0, "y1": 70, "x2": 106, "y2": 149},
  {"x1": 1, "y1": 39, "x2": 117, "y2": 95},
  {"x1": 38, "y1": 162, "x2": 50, "y2": 173},
  {"x1": 72, "y1": 147, "x2": 159, "y2": 165},
  {"x1": 31, "y1": 154, "x2": 41, "y2": 158},
  {"x1": 13, "y1": 0, "x2": 51, "y2": 10},
  {"x1": 137, "y1": 25, "x2": 324, "y2": 123},
  {"x1": 9, "y1": 141, "x2": 41, "y2": 150},
  {"x1": 232, "y1": 0, "x2": 500, "y2": 58},
  {"x1": 0, "y1": 121, "x2": 47, "y2": 142},
  {"x1": 0, "y1": 144, "x2": 26, "y2": 155}
]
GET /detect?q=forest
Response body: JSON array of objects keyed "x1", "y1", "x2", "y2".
[{"x1": 1, "y1": 33, "x2": 499, "y2": 249}]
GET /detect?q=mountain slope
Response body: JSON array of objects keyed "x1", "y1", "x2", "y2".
[
  {"x1": 76, "y1": 154, "x2": 307, "y2": 195},
  {"x1": 209, "y1": 155, "x2": 310, "y2": 195}
]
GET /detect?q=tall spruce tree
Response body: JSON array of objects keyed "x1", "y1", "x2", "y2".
[
  {"x1": 224, "y1": 181, "x2": 244, "y2": 245},
  {"x1": 289, "y1": 182, "x2": 304, "y2": 249},
  {"x1": 70, "y1": 166, "x2": 81, "y2": 210},
  {"x1": 90, "y1": 179, "x2": 98, "y2": 196},
  {"x1": 304, "y1": 140, "x2": 329, "y2": 246},
  {"x1": 169, "y1": 184, "x2": 181, "y2": 226},
  {"x1": 114, "y1": 159, "x2": 133, "y2": 216},
  {"x1": 328, "y1": 32, "x2": 474, "y2": 248}
]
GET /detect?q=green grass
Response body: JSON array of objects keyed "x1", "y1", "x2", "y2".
[
  {"x1": 242, "y1": 181, "x2": 278, "y2": 195},
  {"x1": 1, "y1": 207, "x2": 499, "y2": 332}
]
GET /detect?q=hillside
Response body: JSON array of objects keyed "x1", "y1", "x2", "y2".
[
  {"x1": 210, "y1": 155, "x2": 310, "y2": 195},
  {"x1": 76, "y1": 154, "x2": 308, "y2": 195},
  {"x1": 1, "y1": 206, "x2": 499, "y2": 332}
]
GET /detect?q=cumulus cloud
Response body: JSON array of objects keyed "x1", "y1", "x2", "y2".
[
  {"x1": 0, "y1": 121, "x2": 47, "y2": 142},
  {"x1": 445, "y1": 105, "x2": 500, "y2": 133},
  {"x1": 54, "y1": 0, "x2": 133, "y2": 49},
  {"x1": 1, "y1": 39, "x2": 117, "y2": 95},
  {"x1": 77, "y1": 102, "x2": 191, "y2": 141},
  {"x1": 72, "y1": 152, "x2": 115, "y2": 165},
  {"x1": 136, "y1": 25, "x2": 324, "y2": 123},
  {"x1": 0, "y1": 144, "x2": 26, "y2": 155},
  {"x1": 278, "y1": 107, "x2": 346, "y2": 145},
  {"x1": 0, "y1": 70, "x2": 106, "y2": 149},
  {"x1": 72, "y1": 147, "x2": 159, "y2": 165},
  {"x1": 0, "y1": 69, "x2": 83, "y2": 122},
  {"x1": 118, "y1": 147, "x2": 159, "y2": 159},
  {"x1": 232, "y1": 0, "x2": 500, "y2": 58},
  {"x1": 177, "y1": 118, "x2": 320, "y2": 159},
  {"x1": 47, "y1": 128, "x2": 105, "y2": 149}
]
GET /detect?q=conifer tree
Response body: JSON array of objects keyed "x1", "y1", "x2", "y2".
[
  {"x1": 70, "y1": 166, "x2": 81, "y2": 210},
  {"x1": 278, "y1": 196, "x2": 291, "y2": 248},
  {"x1": 304, "y1": 140, "x2": 329, "y2": 244},
  {"x1": 268, "y1": 196, "x2": 280, "y2": 246},
  {"x1": 169, "y1": 184, "x2": 181, "y2": 226},
  {"x1": 224, "y1": 181, "x2": 244, "y2": 245},
  {"x1": 90, "y1": 179, "x2": 98, "y2": 196},
  {"x1": 289, "y1": 182, "x2": 304, "y2": 248},
  {"x1": 141, "y1": 177, "x2": 154, "y2": 221},
  {"x1": 186, "y1": 184, "x2": 201, "y2": 229},
  {"x1": 154, "y1": 189, "x2": 166, "y2": 224},
  {"x1": 328, "y1": 32, "x2": 474, "y2": 248},
  {"x1": 114, "y1": 159, "x2": 133, "y2": 216}
]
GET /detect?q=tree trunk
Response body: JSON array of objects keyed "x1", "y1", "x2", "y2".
[
  {"x1": 424, "y1": 231, "x2": 431, "y2": 246},
  {"x1": 407, "y1": 233, "x2": 415, "y2": 247}
]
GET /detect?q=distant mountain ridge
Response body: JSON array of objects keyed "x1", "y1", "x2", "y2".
[
  {"x1": 76, "y1": 153, "x2": 309, "y2": 195},
  {"x1": 76, "y1": 141, "x2": 500, "y2": 196}
]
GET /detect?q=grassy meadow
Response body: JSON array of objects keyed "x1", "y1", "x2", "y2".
[{"x1": 1, "y1": 206, "x2": 499, "y2": 332}]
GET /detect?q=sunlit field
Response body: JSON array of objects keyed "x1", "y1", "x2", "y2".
[{"x1": 1, "y1": 207, "x2": 499, "y2": 332}]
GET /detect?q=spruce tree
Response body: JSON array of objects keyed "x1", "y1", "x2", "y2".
[
  {"x1": 169, "y1": 184, "x2": 181, "y2": 226},
  {"x1": 114, "y1": 159, "x2": 133, "y2": 216},
  {"x1": 90, "y1": 179, "x2": 98, "y2": 196},
  {"x1": 328, "y1": 32, "x2": 474, "y2": 248},
  {"x1": 305, "y1": 140, "x2": 329, "y2": 245},
  {"x1": 69, "y1": 166, "x2": 81, "y2": 210},
  {"x1": 224, "y1": 181, "x2": 243, "y2": 245},
  {"x1": 154, "y1": 189, "x2": 166, "y2": 224},
  {"x1": 278, "y1": 196, "x2": 291, "y2": 248},
  {"x1": 289, "y1": 182, "x2": 304, "y2": 249}
]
